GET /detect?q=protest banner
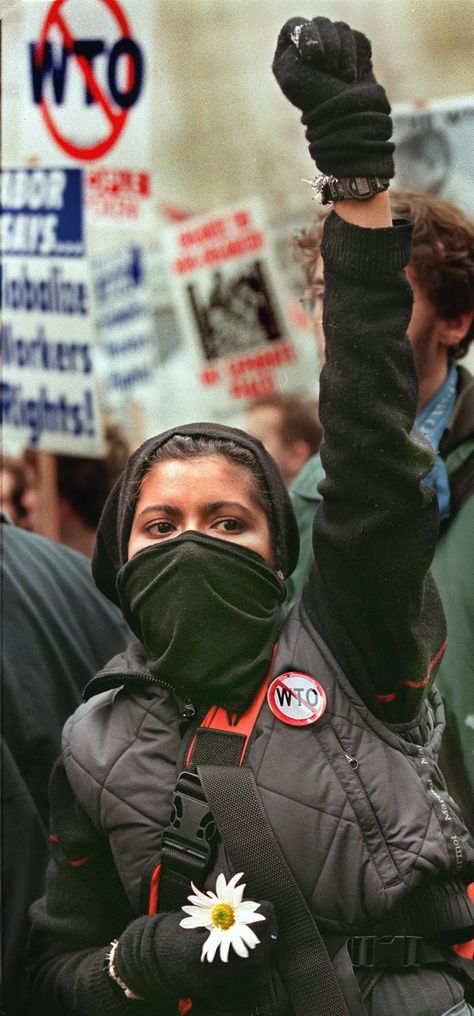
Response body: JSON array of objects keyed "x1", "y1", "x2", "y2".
[
  {"x1": 91, "y1": 243, "x2": 156, "y2": 435},
  {"x1": 392, "y1": 95, "x2": 474, "y2": 220},
  {"x1": 1, "y1": 166, "x2": 104, "y2": 457},
  {"x1": 2, "y1": 0, "x2": 154, "y2": 227},
  {"x1": 161, "y1": 199, "x2": 316, "y2": 420}
]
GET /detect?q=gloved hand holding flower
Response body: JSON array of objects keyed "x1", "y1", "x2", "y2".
[
  {"x1": 180, "y1": 872, "x2": 268, "y2": 963},
  {"x1": 111, "y1": 873, "x2": 277, "y2": 1012}
]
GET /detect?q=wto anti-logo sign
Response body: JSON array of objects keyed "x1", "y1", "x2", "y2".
[{"x1": 28, "y1": 0, "x2": 145, "y2": 161}]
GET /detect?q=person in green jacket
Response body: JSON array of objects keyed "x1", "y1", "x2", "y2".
[{"x1": 286, "y1": 189, "x2": 474, "y2": 831}]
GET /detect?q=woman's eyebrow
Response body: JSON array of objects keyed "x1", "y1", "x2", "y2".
[
  {"x1": 135, "y1": 503, "x2": 180, "y2": 520},
  {"x1": 203, "y1": 501, "x2": 251, "y2": 514},
  {"x1": 134, "y1": 500, "x2": 252, "y2": 522}
]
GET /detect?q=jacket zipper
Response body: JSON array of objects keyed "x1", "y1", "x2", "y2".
[
  {"x1": 90, "y1": 669, "x2": 195, "y2": 718},
  {"x1": 325, "y1": 726, "x2": 402, "y2": 887}
]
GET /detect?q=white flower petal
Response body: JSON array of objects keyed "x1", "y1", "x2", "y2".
[
  {"x1": 229, "y1": 934, "x2": 249, "y2": 959},
  {"x1": 238, "y1": 911, "x2": 266, "y2": 925},
  {"x1": 189, "y1": 882, "x2": 210, "y2": 900},
  {"x1": 181, "y1": 904, "x2": 213, "y2": 920},
  {"x1": 215, "y1": 872, "x2": 229, "y2": 901},
  {"x1": 234, "y1": 901, "x2": 262, "y2": 917},
  {"x1": 225, "y1": 872, "x2": 245, "y2": 904},
  {"x1": 180, "y1": 915, "x2": 212, "y2": 929},
  {"x1": 187, "y1": 885, "x2": 217, "y2": 908},
  {"x1": 236, "y1": 923, "x2": 260, "y2": 949},
  {"x1": 218, "y1": 933, "x2": 232, "y2": 963},
  {"x1": 201, "y1": 926, "x2": 222, "y2": 963},
  {"x1": 185, "y1": 896, "x2": 214, "y2": 909},
  {"x1": 232, "y1": 884, "x2": 245, "y2": 906}
]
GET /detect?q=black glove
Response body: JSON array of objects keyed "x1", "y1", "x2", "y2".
[
  {"x1": 113, "y1": 903, "x2": 277, "y2": 1010},
  {"x1": 272, "y1": 15, "x2": 394, "y2": 179}
]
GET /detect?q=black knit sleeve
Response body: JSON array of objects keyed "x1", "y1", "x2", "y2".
[
  {"x1": 302, "y1": 211, "x2": 447, "y2": 722},
  {"x1": 27, "y1": 760, "x2": 160, "y2": 1016}
]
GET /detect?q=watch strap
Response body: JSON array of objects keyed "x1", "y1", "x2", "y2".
[{"x1": 309, "y1": 174, "x2": 390, "y2": 205}]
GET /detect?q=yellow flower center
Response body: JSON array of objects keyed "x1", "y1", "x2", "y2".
[{"x1": 211, "y1": 902, "x2": 235, "y2": 930}]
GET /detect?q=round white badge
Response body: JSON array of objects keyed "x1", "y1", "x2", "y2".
[{"x1": 267, "y1": 672, "x2": 327, "y2": 726}]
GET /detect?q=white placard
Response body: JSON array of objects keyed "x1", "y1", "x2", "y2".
[
  {"x1": 161, "y1": 199, "x2": 314, "y2": 419},
  {"x1": 392, "y1": 95, "x2": 474, "y2": 220},
  {"x1": 2, "y1": 0, "x2": 155, "y2": 227},
  {"x1": 91, "y1": 243, "x2": 156, "y2": 410},
  {"x1": 1, "y1": 166, "x2": 104, "y2": 456}
]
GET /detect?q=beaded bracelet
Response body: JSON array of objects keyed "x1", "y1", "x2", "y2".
[{"x1": 107, "y1": 939, "x2": 143, "y2": 1001}]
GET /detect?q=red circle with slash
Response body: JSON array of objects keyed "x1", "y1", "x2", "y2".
[
  {"x1": 35, "y1": 0, "x2": 134, "y2": 161},
  {"x1": 267, "y1": 672, "x2": 327, "y2": 726}
]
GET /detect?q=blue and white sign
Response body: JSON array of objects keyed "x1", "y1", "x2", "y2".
[
  {"x1": 1, "y1": 168, "x2": 83, "y2": 257},
  {"x1": 92, "y1": 244, "x2": 156, "y2": 413},
  {"x1": 0, "y1": 166, "x2": 104, "y2": 456}
]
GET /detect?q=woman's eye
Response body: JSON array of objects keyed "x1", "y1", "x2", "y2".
[
  {"x1": 146, "y1": 521, "x2": 175, "y2": 536},
  {"x1": 215, "y1": 518, "x2": 243, "y2": 533}
]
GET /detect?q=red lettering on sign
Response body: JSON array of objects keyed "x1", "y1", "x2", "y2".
[
  {"x1": 87, "y1": 169, "x2": 149, "y2": 196},
  {"x1": 180, "y1": 219, "x2": 227, "y2": 249},
  {"x1": 230, "y1": 376, "x2": 276, "y2": 400},
  {"x1": 174, "y1": 255, "x2": 200, "y2": 275},
  {"x1": 201, "y1": 231, "x2": 264, "y2": 266},
  {"x1": 233, "y1": 210, "x2": 251, "y2": 229},
  {"x1": 229, "y1": 342, "x2": 295, "y2": 376},
  {"x1": 200, "y1": 367, "x2": 221, "y2": 386}
]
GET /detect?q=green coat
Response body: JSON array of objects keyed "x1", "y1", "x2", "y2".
[{"x1": 287, "y1": 365, "x2": 474, "y2": 828}]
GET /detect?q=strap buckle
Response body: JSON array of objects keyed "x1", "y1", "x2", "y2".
[
  {"x1": 349, "y1": 935, "x2": 422, "y2": 969},
  {"x1": 162, "y1": 771, "x2": 216, "y2": 865}
]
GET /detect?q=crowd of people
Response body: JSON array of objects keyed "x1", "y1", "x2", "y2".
[{"x1": 2, "y1": 12, "x2": 474, "y2": 1016}]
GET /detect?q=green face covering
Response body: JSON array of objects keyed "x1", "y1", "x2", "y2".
[{"x1": 116, "y1": 532, "x2": 285, "y2": 712}]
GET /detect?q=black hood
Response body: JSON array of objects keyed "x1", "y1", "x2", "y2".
[{"x1": 92, "y1": 421, "x2": 300, "y2": 605}]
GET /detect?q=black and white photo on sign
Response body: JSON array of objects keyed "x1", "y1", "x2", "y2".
[{"x1": 185, "y1": 259, "x2": 284, "y2": 362}]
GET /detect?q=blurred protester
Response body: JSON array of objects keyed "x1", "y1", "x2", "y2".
[
  {"x1": 55, "y1": 422, "x2": 130, "y2": 555},
  {"x1": 287, "y1": 189, "x2": 474, "y2": 831},
  {"x1": 1, "y1": 515, "x2": 132, "y2": 1016},
  {"x1": 21, "y1": 423, "x2": 130, "y2": 554},
  {"x1": 244, "y1": 392, "x2": 322, "y2": 485},
  {"x1": 0, "y1": 454, "x2": 32, "y2": 527}
]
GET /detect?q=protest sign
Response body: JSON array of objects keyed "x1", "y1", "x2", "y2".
[
  {"x1": 2, "y1": 0, "x2": 154, "y2": 227},
  {"x1": 91, "y1": 243, "x2": 156, "y2": 416},
  {"x1": 85, "y1": 168, "x2": 152, "y2": 227},
  {"x1": 1, "y1": 166, "x2": 104, "y2": 457},
  {"x1": 161, "y1": 199, "x2": 315, "y2": 420},
  {"x1": 392, "y1": 95, "x2": 474, "y2": 220}
]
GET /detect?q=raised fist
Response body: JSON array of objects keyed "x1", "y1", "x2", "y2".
[
  {"x1": 272, "y1": 16, "x2": 374, "y2": 110},
  {"x1": 272, "y1": 15, "x2": 394, "y2": 180}
]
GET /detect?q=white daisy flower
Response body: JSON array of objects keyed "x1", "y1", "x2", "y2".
[{"x1": 179, "y1": 872, "x2": 266, "y2": 963}]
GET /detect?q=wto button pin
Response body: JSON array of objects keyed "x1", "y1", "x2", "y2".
[{"x1": 267, "y1": 672, "x2": 327, "y2": 726}]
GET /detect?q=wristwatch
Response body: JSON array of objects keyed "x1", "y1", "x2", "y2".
[{"x1": 309, "y1": 174, "x2": 390, "y2": 205}]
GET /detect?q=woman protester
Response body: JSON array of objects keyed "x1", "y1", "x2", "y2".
[{"x1": 28, "y1": 15, "x2": 474, "y2": 1016}]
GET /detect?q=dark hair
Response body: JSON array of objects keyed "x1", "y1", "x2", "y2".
[
  {"x1": 56, "y1": 424, "x2": 130, "y2": 530},
  {"x1": 246, "y1": 393, "x2": 322, "y2": 454},
  {"x1": 388, "y1": 190, "x2": 474, "y2": 358},
  {"x1": 140, "y1": 433, "x2": 280, "y2": 564},
  {"x1": 294, "y1": 189, "x2": 474, "y2": 359}
]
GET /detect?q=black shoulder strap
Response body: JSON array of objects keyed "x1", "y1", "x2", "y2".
[
  {"x1": 198, "y1": 762, "x2": 350, "y2": 1016},
  {"x1": 155, "y1": 681, "x2": 268, "y2": 913}
]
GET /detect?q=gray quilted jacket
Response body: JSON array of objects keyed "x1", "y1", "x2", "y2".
[{"x1": 63, "y1": 604, "x2": 474, "y2": 933}]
